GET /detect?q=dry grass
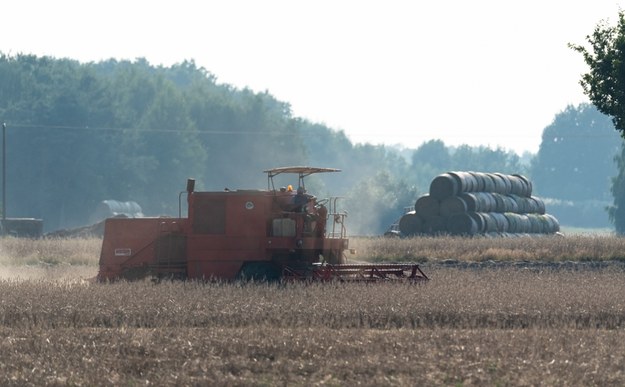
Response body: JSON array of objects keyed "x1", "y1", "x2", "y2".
[
  {"x1": 0, "y1": 269, "x2": 622, "y2": 330},
  {"x1": 0, "y1": 237, "x2": 99, "y2": 281},
  {"x1": 1, "y1": 234, "x2": 625, "y2": 268},
  {"x1": 2, "y1": 327, "x2": 624, "y2": 386},
  {"x1": 351, "y1": 234, "x2": 625, "y2": 262},
  {"x1": 0, "y1": 236, "x2": 624, "y2": 384},
  {"x1": 0, "y1": 236, "x2": 100, "y2": 266},
  {"x1": 0, "y1": 268, "x2": 622, "y2": 385}
]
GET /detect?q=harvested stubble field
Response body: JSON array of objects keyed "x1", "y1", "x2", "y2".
[{"x1": 0, "y1": 236, "x2": 624, "y2": 385}]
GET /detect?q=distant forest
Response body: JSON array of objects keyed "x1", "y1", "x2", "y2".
[{"x1": 0, "y1": 54, "x2": 621, "y2": 233}]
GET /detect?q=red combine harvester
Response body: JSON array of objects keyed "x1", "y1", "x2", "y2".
[{"x1": 97, "y1": 167, "x2": 428, "y2": 282}]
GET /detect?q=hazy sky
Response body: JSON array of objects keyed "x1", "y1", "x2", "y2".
[{"x1": 4, "y1": 1, "x2": 625, "y2": 154}]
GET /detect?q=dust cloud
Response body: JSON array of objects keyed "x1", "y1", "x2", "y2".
[{"x1": 0, "y1": 265, "x2": 96, "y2": 282}]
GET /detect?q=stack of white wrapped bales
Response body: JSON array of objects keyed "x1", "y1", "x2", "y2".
[{"x1": 399, "y1": 171, "x2": 560, "y2": 236}]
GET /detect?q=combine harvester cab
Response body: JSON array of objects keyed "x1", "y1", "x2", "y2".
[{"x1": 97, "y1": 167, "x2": 428, "y2": 283}]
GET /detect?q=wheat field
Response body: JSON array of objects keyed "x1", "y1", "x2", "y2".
[
  {"x1": 350, "y1": 234, "x2": 625, "y2": 262},
  {"x1": 0, "y1": 235, "x2": 623, "y2": 385}
]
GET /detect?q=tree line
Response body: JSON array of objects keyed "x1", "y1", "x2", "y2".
[{"x1": 0, "y1": 54, "x2": 619, "y2": 234}]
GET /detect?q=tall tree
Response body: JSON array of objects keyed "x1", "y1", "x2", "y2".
[
  {"x1": 530, "y1": 104, "x2": 619, "y2": 201},
  {"x1": 570, "y1": 12, "x2": 625, "y2": 132},
  {"x1": 449, "y1": 145, "x2": 521, "y2": 174},
  {"x1": 4, "y1": 53, "x2": 521, "y2": 235},
  {"x1": 411, "y1": 139, "x2": 450, "y2": 172},
  {"x1": 571, "y1": 11, "x2": 625, "y2": 232}
]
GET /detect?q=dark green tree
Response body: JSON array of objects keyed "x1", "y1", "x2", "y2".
[
  {"x1": 449, "y1": 145, "x2": 522, "y2": 174},
  {"x1": 411, "y1": 140, "x2": 450, "y2": 172},
  {"x1": 530, "y1": 104, "x2": 619, "y2": 228},
  {"x1": 0, "y1": 56, "x2": 120, "y2": 229},
  {"x1": 530, "y1": 104, "x2": 619, "y2": 201},
  {"x1": 3, "y1": 53, "x2": 522, "y2": 235},
  {"x1": 570, "y1": 12, "x2": 625, "y2": 132},
  {"x1": 570, "y1": 11, "x2": 625, "y2": 232},
  {"x1": 409, "y1": 139, "x2": 526, "y2": 199}
]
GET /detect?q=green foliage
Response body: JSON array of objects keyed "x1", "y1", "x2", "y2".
[
  {"x1": 411, "y1": 140, "x2": 450, "y2": 172},
  {"x1": 531, "y1": 104, "x2": 619, "y2": 201},
  {"x1": 0, "y1": 53, "x2": 541, "y2": 235},
  {"x1": 571, "y1": 12, "x2": 625, "y2": 232},
  {"x1": 0, "y1": 54, "x2": 418, "y2": 233},
  {"x1": 449, "y1": 145, "x2": 522, "y2": 173},
  {"x1": 408, "y1": 140, "x2": 525, "y2": 196},
  {"x1": 570, "y1": 11, "x2": 625, "y2": 133}
]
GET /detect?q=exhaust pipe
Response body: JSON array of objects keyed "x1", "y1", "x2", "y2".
[{"x1": 186, "y1": 178, "x2": 195, "y2": 193}]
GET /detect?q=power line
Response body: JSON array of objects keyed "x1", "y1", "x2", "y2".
[{"x1": 5, "y1": 122, "x2": 301, "y2": 136}]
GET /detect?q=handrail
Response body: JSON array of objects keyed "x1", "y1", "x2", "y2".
[{"x1": 326, "y1": 196, "x2": 347, "y2": 239}]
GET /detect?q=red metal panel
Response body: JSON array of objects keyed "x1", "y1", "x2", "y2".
[
  {"x1": 98, "y1": 217, "x2": 186, "y2": 280},
  {"x1": 189, "y1": 191, "x2": 273, "y2": 238},
  {"x1": 224, "y1": 193, "x2": 270, "y2": 237},
  {"x1": 192, "y1": 196, "x2": 226, "y2": 234},
  {"x1": 184, "y1": 191, "x2": 276, "y2": 279},
  {"x1": 187, "y1": 235, "x2": 263, "y2": 251}
]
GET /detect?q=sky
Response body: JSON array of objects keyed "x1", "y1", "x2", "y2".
[{"x1": 3, "y1": 0, "x2": 625, "y2": 155}]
